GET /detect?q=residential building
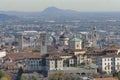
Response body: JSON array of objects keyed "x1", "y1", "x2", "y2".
[
  {"x1": 98, "y1": 53, "x2": 120, "y2": 73},
  {"x1": 46, "y1": 55, "x2": 63, "y2": 70}
]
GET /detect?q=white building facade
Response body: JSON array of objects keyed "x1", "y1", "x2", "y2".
[{"x1": 98, "y1": 53, "x2": 120, "y2": 73}]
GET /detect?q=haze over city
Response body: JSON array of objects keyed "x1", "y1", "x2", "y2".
[
  {"x1": 0, "y1": 0, "x2": 120, "y2": 12},
  {"x1": 1, "y1": 0, "x2": 120, "y2": 80}
]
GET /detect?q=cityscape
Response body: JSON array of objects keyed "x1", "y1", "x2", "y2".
[{"x1": 0, "y1": 0, "x2": 120, "y2": 80}]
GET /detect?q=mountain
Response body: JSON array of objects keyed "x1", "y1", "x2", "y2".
[
  {"x1": 0, "y1": 7, "x2": 120, "y2": 21},
  {"x1": 0, "y1": 7, "x2": 82, "y2": 21},
  {"x1": 39, "y1": 7, "x2": 81, "y2": 20},
  {"x1": 39, "y1": 7, "x2": 120, "y2": 21},
  {"x1": 0, "y1": 14, "x2": 18, "y2": 21}
]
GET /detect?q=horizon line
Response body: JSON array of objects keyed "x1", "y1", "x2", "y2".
[{"x1": 0, "y1": 7, "x2": 120, "y2": 13}]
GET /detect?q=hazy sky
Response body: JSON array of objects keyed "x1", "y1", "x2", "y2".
[{"x1": 0, "y1": 0, "x2": 120, "y2": 12}]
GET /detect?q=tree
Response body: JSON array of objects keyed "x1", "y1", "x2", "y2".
[
  {"x1": 87, "y1": 47, "x2": 95, "y2": 51},
  {"x1": 49, "y1": 72, "x2": 80, "y2": 80},
  {"x1": 113, "y1": 71, "x2": 120, "y2": 80},
  {"x1": 0, "y1": 77, "x2": 8, "y2": 80},
  {"x1": 16, "y1": 67, "x2": 23, "y2": 80},
  {"x1": 0, "y1": 70, "x2": 7, "y2": 78},
  {"x1": 32, "y1": 76, "x2": 38, "y2": 80},
  {"x1": 0, "y1": 70, "x2": 10, "y2": 80},
  {"x1": 20, "y1": 76, "x2": 26, "y2": 80},
  {"x1": 92, "y1": 73, "x2": 100, "y2": 78}
]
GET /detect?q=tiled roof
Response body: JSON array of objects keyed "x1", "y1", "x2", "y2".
[
  {"x1": 104, "y1": 47, "x2": 120, "y2": 51},
  {"x1": 25, "y1": 53, "x2": 42, "y2": 58},
  {"x1": 85, "y1": 50, "x2": 103, "y2": 55},
  {"x1": 46, "y1": 55, "x2": 62, "y2": 60},
  {"x1": 100, "y1": 53, "x2": 120, "y2": 58},
  {"x1": 7, "y1": 62, "x2": 16, "y2": 67},
  {"x1": 74, "y1": 49, "x2": 86, "y2": 52},
  {"x1": 5, "y1": 52, "x2": 42, "y2": 61},
  {"x1": 48, "y1": 50, "x2": 74, "y2": 56}
]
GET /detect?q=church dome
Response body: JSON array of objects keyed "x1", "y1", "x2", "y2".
[{"x1": 70, "y1": 35, "x2": 81, "y2": 42}]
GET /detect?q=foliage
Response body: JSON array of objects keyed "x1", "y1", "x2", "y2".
[
  {"x1": 0, "y1": 70, "x2": 10, "y2": 80},
  {"x1": 110, "y1": 45, "x2": 116, "y2": 48},
  {"x1": 0, "y1": 70, "x2": 7, "y2": 78},
  {"x1": 101, "y1": 71, "x2": 107, "y2": 74},
  {"x1": 92, "y1": 73, "x2": 100, "y2": 78},
  {"x1": 80, "y1": 62, "x2": 85, "y2": 66},
  {"x1": 0, "y1": 77, "x2": 8, "y2": 80},
  {"x1": 49, "y1": 72, "x2": 79, "y2": 80},
  {"x1": 32, "y1": 49, "x2": 40, "y2": 52},
  {"x1": 16, "y1": 67, "x2": 23, "y2": 80},
  {"x1": 113, "y1": 71, "x2": 120, "y2": 80},
  {"x1": 32, "y1": 76, "x2": 38, "y2": 80},
  {"x1": 20, "y1": 76, "x2": 26, "y2": 80},
  {"x1": 87, "y1": 47, "x2": 95, "y2": 51}
]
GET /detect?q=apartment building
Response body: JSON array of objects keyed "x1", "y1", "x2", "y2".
[{"x1": 98, "y1": 53, "x2": 120, "y2": 73}]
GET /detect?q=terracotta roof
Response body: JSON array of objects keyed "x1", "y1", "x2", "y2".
[
  {"x1": 7, "y1": 62, "x2": 16, "y2": 67},
  {"x1": 100, "y1": 53, "x2": 120, "y2": 58},
  {"x1": 5, "y1": 52, "x2": 42, "y2": 61},
  {"x1": 74, "y1": 49, "x2": 86, "y2": 52},
  {"x1": 48, "y1": 50, "x2": 74, "y2": 57},
  {"x1": 46, "y1": 55, "x2": 62, "y2": 60},
  {"x1": 95, "y1": 78, "x2": 118, "y2": 80},
  {"x1": 25, "y1": 53, "x2": 42, "y2": 58},
  {"x1": 104, "y1": 47, "x2": 120, "y2": 51},
  {"x1": 23, "y1": 48, "x2": 33, "y2": 52},
  {"x1": 85, "y1": 50, "x2": 103, "y2": 55},
  {"x1": 59, "y1": 53, "x2": 73, "y2": 56}
]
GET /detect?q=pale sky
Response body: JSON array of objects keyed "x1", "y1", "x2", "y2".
[{"x1": 0, "y1": 0, "x2": 120, "y2": 12}]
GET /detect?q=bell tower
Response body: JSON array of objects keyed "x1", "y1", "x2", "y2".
[
  {"x1": 69, "y1": 35, "x2": 82, "y2": 50},
  {"x1": 39, "y1": 32, "x2": 47, "y2": 54}
]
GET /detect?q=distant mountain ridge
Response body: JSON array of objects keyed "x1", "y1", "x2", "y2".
[
  {"x1": 39, "y1": 7, "x2": 82, "y2": 20},
  {"x1": 0, "y1": 7, "x2": 120, "y2": 21},
  {"x1": 0, "y1": 14, "x2": 18, "y2": 21}
]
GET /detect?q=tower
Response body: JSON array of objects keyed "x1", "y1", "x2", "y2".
[
  {"x1": 69, "y1": 35, "x2": 82, "y2": 50},
  {"x1": 39, "y1": 32, "x2": 47, "y2": 54},
  {"x1": 92, "y1": 26, "x2": 98, "y2": 47},
  {"x1": 59, "y1": 33, "x2": 69, "y2": 46},
  {"x1": 18, "y1": 33, "x2": 24, "y2": 52}
]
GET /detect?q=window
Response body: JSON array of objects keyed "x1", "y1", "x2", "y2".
[
  {"x1": 104, "y1": 59, "x2": 106, "y2": 61},
  {"x1": 105, "y1": 67, "x2": 106, "y2": 70},
  {"x1": 117, "y1": 62, "x2": 119, "y2": 65},
  {"x1": 77, "y1": 45, "x2": 79, "y2": 48},
  {"x1": 117, "y1": 66, "x2": 119, "y2": 69}
]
